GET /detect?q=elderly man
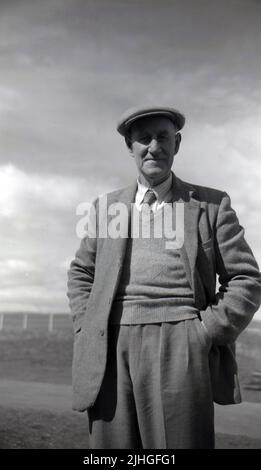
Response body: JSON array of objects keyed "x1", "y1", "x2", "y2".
[{"x1": 67, "y1": 106, "x2": 261, "y2": 449}]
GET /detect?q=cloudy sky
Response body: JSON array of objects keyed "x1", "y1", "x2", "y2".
[{"x1": 1, "y1": 0, "x2": 261, "y2": 316}]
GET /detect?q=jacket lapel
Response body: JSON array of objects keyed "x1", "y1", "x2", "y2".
[
  {"x1": 173, "y1": 176, "x2": 201, "y2": 293},
  {"x1": 181, "y1": 201, "x2": 201, "y2": 292},
  {"x1": 97, "y1": 181, "x2": 137, "y2": 306}
]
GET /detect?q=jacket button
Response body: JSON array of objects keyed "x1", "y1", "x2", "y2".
[{"x1": 100, "y1": 329, "x2": 105, "y2": 336}]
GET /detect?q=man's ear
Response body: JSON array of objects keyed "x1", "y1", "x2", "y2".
[
  {"x1": 125, "y1": 136, "x2": 134, "y2": 157},
  {"x1": 174, "y1": 132, "x2": 181, "y2": 155}
]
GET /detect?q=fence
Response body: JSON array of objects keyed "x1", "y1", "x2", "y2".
[{"x1": 0, "y1": 313, "x2": 72, "y2": 333}]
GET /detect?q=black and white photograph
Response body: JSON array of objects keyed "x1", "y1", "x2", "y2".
[{"x1": 0, "y1": 0, "x2": 261, "y2": 455}]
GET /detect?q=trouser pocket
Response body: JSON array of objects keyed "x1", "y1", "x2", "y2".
[{"x1": 194, "y1": 317, "x2": 212, "y2": 352}]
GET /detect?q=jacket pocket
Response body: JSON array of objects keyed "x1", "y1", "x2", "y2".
[
  {"x1": 74, "y1": 326, "x2": 82, "y2": 335},
  {"x1": 72, "y1": 327, "x2": 85, "y2": 378}
]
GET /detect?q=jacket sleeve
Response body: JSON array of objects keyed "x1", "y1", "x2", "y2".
[
  {"x1": 67, "y1": 202, "x2": 97, "y2": 334},
  {"x1": 201, "y1": 192, "x2": 261, "y2": 345}
]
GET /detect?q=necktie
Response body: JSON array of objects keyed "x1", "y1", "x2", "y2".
[{"x1": 142, "y1": 189, "x2": 157, "y2": 212}]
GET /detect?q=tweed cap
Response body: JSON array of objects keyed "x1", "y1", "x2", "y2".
[{"x1": 117, "y1": 105, "x2": 185, "y2": 136}]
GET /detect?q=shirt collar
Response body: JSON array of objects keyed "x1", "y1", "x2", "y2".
[{"x1": 136, "y1": 171, "x2": 173, "y2": 204}]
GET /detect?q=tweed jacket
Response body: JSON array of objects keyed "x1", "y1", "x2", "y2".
[{"x1": 67, "y1": 174, "x2": 261, "y2": 412}]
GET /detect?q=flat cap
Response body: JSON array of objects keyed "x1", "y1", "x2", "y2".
[{"x1": 117, "y1": 105, "x2": 185, "y2": 136}]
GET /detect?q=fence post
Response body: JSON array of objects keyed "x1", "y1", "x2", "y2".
[
  {"x1": 23, "y1": 313, "x2": 28, "y2": 330},
  {"x1": 0, "y1": 313, "x2": 4, "y2": 330},
  {"x1": 48, "y1": 314, "x2": 53, "y2": 333}
]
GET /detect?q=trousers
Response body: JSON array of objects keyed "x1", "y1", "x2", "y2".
[{"x1": 87, "y1": 317, "x2": 214, "y2": 449}]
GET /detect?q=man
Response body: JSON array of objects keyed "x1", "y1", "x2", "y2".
[{"x1": 67, "y1": 106, "x2": 261, "y2": 449}]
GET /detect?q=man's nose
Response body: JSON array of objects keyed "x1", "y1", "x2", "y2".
[{"x1": 148, "y1": 138, "x2": 161, "y2": 154}]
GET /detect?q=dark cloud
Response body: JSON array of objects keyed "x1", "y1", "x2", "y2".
[{"x1": 1, "y1": 0, "x2": 261, "y2": 177}]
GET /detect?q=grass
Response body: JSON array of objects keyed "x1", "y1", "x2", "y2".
[
  {"x1": 0, "y1": 330, "x2": 73, "y2": 384},
  {"x1": 0, "y1": 406, "x2": 88, "y2": 449}
]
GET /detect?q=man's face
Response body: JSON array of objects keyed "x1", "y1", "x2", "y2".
[{"x1": 127, "y1": 116, "x2": 181, "y2": 186}]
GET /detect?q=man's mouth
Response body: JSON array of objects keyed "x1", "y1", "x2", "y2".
[{"x1": 144, "y1": 156, "x2": 161, "y2": 162}]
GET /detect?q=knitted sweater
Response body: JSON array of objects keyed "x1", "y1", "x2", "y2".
[{"x1": 109, "y1": 205, "x2": 198, "y2": 324}]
